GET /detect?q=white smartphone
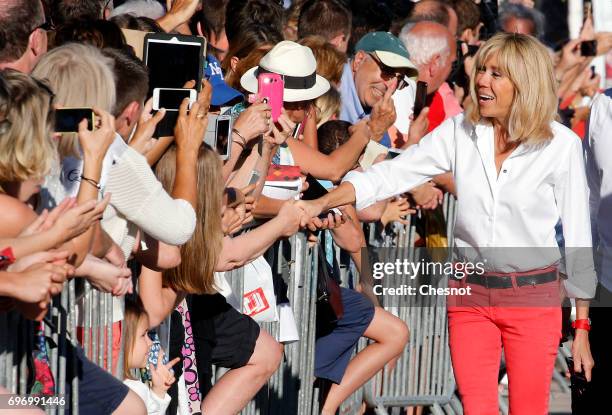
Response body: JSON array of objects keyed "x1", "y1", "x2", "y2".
[
  {"x1": 152, "y1": 88, "x2": 197, "y2": 111},
  {"x1": 203, "y1": 114, "x2": 233, "y2": 161}
]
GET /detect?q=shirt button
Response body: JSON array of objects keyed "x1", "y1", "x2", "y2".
[{"x1": 502, "y1": 169, "x2": 508, "y2": 173}]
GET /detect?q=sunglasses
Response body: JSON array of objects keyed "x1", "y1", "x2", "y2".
[{"x1": 368, "y1": 53, "x2": 408, "y2": 90}]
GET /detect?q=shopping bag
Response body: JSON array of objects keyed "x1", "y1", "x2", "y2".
[{"x1": 242, "y1": 256, "x2": 279, "y2": 322}]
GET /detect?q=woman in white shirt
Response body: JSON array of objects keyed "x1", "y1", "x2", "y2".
[{"x1": 297, "y1": 33, "x2": 596, "y2": 414}]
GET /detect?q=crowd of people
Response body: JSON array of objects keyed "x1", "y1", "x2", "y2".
[{"x1": 0, "y1": 0, "x2": 611, "y2": 414}]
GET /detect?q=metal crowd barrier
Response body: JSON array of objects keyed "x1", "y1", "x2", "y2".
[
  {"x1": 360, "y1": 196, "x2": 460, "y2": 415},
  {"x1": 0, "y1": 278, "x2": 121, "y2": 414},
  {"x1": 221, "y1": 234, "x2": 321, "y2": 415},
  {"x1": 2, "y1": 193, "x2": 570, "y2": 415}
]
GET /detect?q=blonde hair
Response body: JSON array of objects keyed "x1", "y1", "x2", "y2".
[
  {"x1": 123, "y1": 296, "x2": 149, "y2": 380},
  {"x1": 0, "y1": 70, "x2": 56, "y2": 185},
  {"x1": 466, "y1": 32, "x2": 558, "y2": 145},
  {"x1": 314, "y1": 88, "x2": 341, "y2": 128},
  {"x1": 156, "y1": 145, "x2": 223, "y2": 294},
  {"x1": 32, "y1": 43, "x2": 116, "y2": 158}
]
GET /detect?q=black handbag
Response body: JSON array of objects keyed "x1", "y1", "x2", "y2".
[{"x1": 316, "y1": 243, "x2": 344, "y2": 323}]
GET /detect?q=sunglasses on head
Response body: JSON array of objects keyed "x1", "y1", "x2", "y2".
[{"x1": 368, "y1": 53, "x2": 408, "y2": 90}]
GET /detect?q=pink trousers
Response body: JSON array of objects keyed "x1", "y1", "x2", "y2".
[{"x1": 447, "y1": 279, "x2": 562, "y2": 414}]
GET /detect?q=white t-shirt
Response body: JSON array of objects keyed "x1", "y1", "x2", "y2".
[{"x1": 123, "y1": 379, "x2": 171, "y2": 415}]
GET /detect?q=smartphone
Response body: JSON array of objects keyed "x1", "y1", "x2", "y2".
[
  {"x1": 302, "y1": 174, "x2": 342, "y2": 218},
  {"x1": 152, "y1": 88, "x2": 196, "y2": 111},
  {"x1": 204, "y1": 114, "x2": 232, "y2": 161},
  {"x1": 466, "y1": 44, "x2": 479, "y2": 57},
  {"x1": 566, "y1": 357, "x2": 589, "y2": 396},
  {"x1": 257, "y1": 73, "x2": 284, "y2": 122},
  {"x1": 215, "y1": 116, "x2": 232, "y2": 160},
  {"x1": 590, "y1": 65, "x2": 596, "y2": 79},
  {"x1": 143, "y1": 34, "x2": 206, "y2": 94},
  {"x1": 143, "y1": 33, "x2": 206, "y2": 137},
  {"x1": 580, "y1": 40, "x2": 597, "y2": 57},
  {"x1": 413, "y1": 81, "x2": 428, "y2": 118},
  {"x1": 55, "y1": 108, "x2": 95, "y2": 133}
]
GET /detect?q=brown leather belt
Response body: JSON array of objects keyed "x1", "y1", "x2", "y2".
[{"x1": 463, "y1": 270, "x2": 558, "y2": 289}]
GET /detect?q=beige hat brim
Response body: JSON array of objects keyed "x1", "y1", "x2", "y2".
[
  {"x1": 375, "y1": 51, "x2": 419, "y2": 79},
  {"x1": 240, "y1": 67, "x2": 331, "y2": 102}
]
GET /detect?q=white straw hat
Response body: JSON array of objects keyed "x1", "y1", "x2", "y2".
[{"x1": 240, "y1": 41, "x2": 331, "y2": 102}]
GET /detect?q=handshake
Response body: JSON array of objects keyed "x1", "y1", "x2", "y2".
[{"x1": 276, "y1": 198, "x2": 342, "y2": 237}]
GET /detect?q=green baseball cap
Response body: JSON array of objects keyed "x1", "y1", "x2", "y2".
[{"x1": 354, "y1": 31, "x2": 418, "y2": 78}]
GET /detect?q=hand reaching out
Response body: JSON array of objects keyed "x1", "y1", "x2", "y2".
[
  {"x1": 20, "y1": 198, "x2": 75, "y2": 236},
  {"x1": 221, "y1": 206, "x2": 243, "y2": 236},
  {"x1": 6, "y1": 262, "x2": 72, "y2": 306},
  {"x1": 79, "y1": 256, "x2": 132, "y2": 296},
  {"x1": 8, "y1": 250, "x2": 71, "y2": 274},
  {"x1": 165, "y1": 0, "x2": 199, "y2": 25},
  {"x1": 50, "y1": 193, "x2": 111, "y2": 242},
  {"x1": 381, "y1": 197, "x2": 415, "y2": 226},
  {"x1": 409, "y1": 182, "x2": 443, "y2": 210},
  {"x1": 277, "y1": 200, "x2": 305, "y2": 237}
]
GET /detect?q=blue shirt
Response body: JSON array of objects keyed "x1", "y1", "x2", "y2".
[{"x1": 339, "y1": 62, "x2": 391, "y2": 148}]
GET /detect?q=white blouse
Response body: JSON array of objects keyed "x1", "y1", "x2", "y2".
[
  {"x1": 585, "y1": 92, "x2": 612, "y2": 292},
  {"x1": 344, "y1": 113, "x2": 597, "y2": 298}
]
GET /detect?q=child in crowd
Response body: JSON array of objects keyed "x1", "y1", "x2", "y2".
[{"x1": 123, "y1": 297, "x2": 180, "y2": 415}]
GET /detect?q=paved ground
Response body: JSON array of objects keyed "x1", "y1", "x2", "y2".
[{"x1": 499, "y1": 371, "x2": 571, "y2": 415}]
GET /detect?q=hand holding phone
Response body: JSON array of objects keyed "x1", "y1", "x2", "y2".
[
  {"x1": 257, "y1": 73, "x2": 284, "y2": 122},
  {"x1": 413, "y1": 81, "x2": 428, "y2": 118},
  {"x1": 75, "y1": 108, "x2": 117, "y2": 163},
  {"x1": 55, "y1": 108, "x2": 95, "y2": 133}
]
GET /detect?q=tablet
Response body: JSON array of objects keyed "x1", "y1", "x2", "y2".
[
  {"x1": 143, "y1": 33, "x2": 206, "y2": 94},
  {"x1": 143, "y1": 33, "x2": 206, "y2": 137}
]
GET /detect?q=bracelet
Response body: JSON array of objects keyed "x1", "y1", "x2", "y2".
[
  {"x1": 80, "y1": 175, "x2": 102, "y2": 190},
  {"x1": 232, "y1": 128, "x2": 247, "y2": 147},
  {"x1": 232, "y1": 139, "x2": 245, "y2": 151},
  {"x1": 0, "y1": 247, "x2": 15, "y2": 267},
  {"x1": 572, "y1": 319, "x2": 591, "y2": 331}
]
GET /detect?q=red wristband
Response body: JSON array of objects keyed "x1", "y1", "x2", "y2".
[
  {"x1": 0, "y1": 247, "x2": 15, "y2": 267},
  {"x1": 572, "y1": 319, "x2": 591, "y2": 331}
]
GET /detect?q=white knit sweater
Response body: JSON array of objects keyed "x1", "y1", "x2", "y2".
[{"x1": 42, "y1": 135, "x2": 196, "y2": 259}]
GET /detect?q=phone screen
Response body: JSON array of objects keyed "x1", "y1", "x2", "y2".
[
  {"x1": 55, "y1": 108, "x2": 93, "y2": 132},
  {"x1": 146, "y1": 40, "x2": 201, "y2": 94},
  {"x1": 216, "y1": 118, "x2": 231, "y2": 156},
  {"x1": 413, "y1": 81, "x2": 428, "y2": 118},
  {"x1": 158, "y1": 89, "x2": 192, "y2": 110},
  {"x1": 580, "y1": 40, "x2": 597, "y2": 57}
]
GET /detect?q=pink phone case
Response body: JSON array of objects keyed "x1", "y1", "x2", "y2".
[{"x1": 257, "y1": 73, "x2": 284, "y2": 122}]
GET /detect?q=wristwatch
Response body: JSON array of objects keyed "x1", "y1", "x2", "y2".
[{"x1": 571, "y1": 318, "x2": 591, "y2": 331}]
